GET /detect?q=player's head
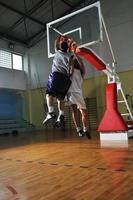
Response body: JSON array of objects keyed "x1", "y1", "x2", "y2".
[
  {"x1": 60, "y1": 35, "x2": 68, "y2": 42},
  {"x1": 60, "y1": 41, "x2": 69, "y2": 52}
]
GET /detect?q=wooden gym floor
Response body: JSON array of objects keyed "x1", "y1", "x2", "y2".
[{"x1": 0, "y1": 130, "x2": 133, "y2": 200}]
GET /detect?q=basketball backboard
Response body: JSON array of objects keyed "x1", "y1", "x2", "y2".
[{"x1": 46, "y1": 1, "x2": 103, "y2": 58}]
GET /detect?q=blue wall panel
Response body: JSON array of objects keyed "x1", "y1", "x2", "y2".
[{"x1": 0, "y1": 90, "x2": 23, "y2": 119}]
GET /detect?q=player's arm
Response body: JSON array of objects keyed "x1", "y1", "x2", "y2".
[
  {"x1": 76, "y1": 55, "x2": 86, "y2": 78},
  {"x1": 79, "y1": 57, "x2": 86, "y2": 78},
  {"x1": 55, "y1": 35, "x2": 61, "y2": 51},
  {"x1": 68, "y1": 55, "x2": 74, "y2": 76}
]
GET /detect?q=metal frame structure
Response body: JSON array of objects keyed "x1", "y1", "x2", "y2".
[
  {"x1": 0, "y1": 0, "x2": 48, "y2": 46},
  {"x1": 0, "y1": 0, "x2": 97, "y2": 47},
  {"x1": 100, "y1": 16, "x2": 133, "y2": 121},
  {"x1": 46, "y1": 1, "x2": 102, "y2": 57},
  {"x1": 29, "y1": 0, "x2": 98, "y2": 47},
  {"x1": 98, "y1": 15, "x2": 133, "y2": 141}
]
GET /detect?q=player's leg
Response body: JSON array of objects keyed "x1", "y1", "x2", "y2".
[
  {"x1": 71, "y1": 104, "x2": 83, "y2": 136},
  {"x1": 80, "y1": 108, "x2": 91, "y2": 139},
  {"x1": 43, "y1": 94, "x2": 56, "y2": 124},
  {"x1": 54, "y1": 100, "x2": 65, "y2": 128},
  {"x1": 43, "y1": 72, "x2": 58, "y2": 124},
  {"x1": 54, "y1": 74, "x2": 71, "y2": 128},
  {"x1": 79, "y1": 108, "x2": 90, "y2": 137},
  {"x1": 73, "y1": 93, "x2": 91, "y2": 139},
  {"x1": 68, "y1": 92, "x2": 83, "y2": 136}
]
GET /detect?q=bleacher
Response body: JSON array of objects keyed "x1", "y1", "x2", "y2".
[{"x1": 0, "y1": 119, "x2": 35, "y2": 135}]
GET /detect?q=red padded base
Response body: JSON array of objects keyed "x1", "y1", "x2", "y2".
[
  {"x1": 98, "y1": 83, "x2": 128, "y2": 132},
  {"x1": 98, "y1": 109, "x2": 128, "y2": 132}
]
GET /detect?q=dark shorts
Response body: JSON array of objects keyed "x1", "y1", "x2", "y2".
[{"x1": 46, "y1": 72, "x2": 71, "y2": 100}]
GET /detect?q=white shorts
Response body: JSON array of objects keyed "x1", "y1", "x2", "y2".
[{"x1": 68, "y1": 92, "x2": 86, "y2": 109}]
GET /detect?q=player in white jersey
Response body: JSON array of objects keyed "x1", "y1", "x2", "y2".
[{"x1": 67, "y1": 55, "x2": 91, "y2": 139}]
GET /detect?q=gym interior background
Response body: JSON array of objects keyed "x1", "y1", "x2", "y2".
[
  {"x1": 0, "y1": 0, "x2": 133, "y2": 199},
  {"x1": 0, "y1": 0, "x2": 133, "y2": 133}
]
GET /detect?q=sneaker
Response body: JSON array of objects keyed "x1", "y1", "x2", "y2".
[
  {"x1": 84, "y1": 131, "x2": 91, "y2": 139},
  {"x1": 59, "y1": 115, "x2": 65, "y2": 123},
  {"x1": 54, "y1": 115, "x2": 65, "y2": 128},
  {"x1": 43, "y1": 112, "x2": 56, "y2": 124},
  {"x1": 77, "y1": 129, "x2": 84, "y2": 137}
]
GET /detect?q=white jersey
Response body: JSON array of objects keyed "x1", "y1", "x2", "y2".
[
  {"x1": 68, "y1": 69, "x2": 83, "y2": 93},
  {"x1": 52, "y1": 50, "x2": 72, "y2": 75},
  {"x1": 68, "y1": 68, "x2": 86, "y2": 109}
]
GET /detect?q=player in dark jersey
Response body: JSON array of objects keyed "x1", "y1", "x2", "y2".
[{"x1": 43, "y1": 39, "x2": 73, "y2": 127}]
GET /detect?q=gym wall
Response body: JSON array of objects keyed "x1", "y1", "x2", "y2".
[{"x1": 0, "y1": 0, "x2": 133, "y2": 130}]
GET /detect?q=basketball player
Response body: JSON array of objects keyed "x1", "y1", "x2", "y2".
[
  {"x1": 43, "y1": 40, "x2": 73, "y2": 127},
  {"x1": 67, "y1": 47, "x2": 91, "y2": 139}
]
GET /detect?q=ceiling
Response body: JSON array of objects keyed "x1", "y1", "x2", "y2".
[{"x1": 0, "y1": 0, "x2": 98, "y2": 48}]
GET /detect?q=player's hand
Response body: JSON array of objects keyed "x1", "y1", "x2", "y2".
[{"x1": 71, "y1": 42, "x2": 77, "y2": 52}]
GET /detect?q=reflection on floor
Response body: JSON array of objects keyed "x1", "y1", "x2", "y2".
[{"x1": 0, "y1": 130, "x2": 133, "y2": 200}]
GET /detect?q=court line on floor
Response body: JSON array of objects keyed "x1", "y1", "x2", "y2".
[{"x1": 0, "y1": 157, "x2": 128, "y2": 172}]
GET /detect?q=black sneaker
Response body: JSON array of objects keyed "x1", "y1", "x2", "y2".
[
  {"x1": 84, "y1": 131, "x2": 91, "y2": 139},
  {"x1": 77, "y1": 129, "x2": 84, "y2": 137},
  {"x1": 54, "y1": 115, "x2": 65, "y2": 128},
  {"x1": 43, "y1": 112, "x2": 56, "y2": 124}
]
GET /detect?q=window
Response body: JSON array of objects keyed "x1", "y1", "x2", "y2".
[
  {"x1": 0, "y1": 49, "x2": 23, "y2": 70},
  {"x1": 0, "y1": 50, "x2": 12, "y2": 69},
  {"x1": 13, "y1": 54, "x2": 23, "y2": 70}
]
